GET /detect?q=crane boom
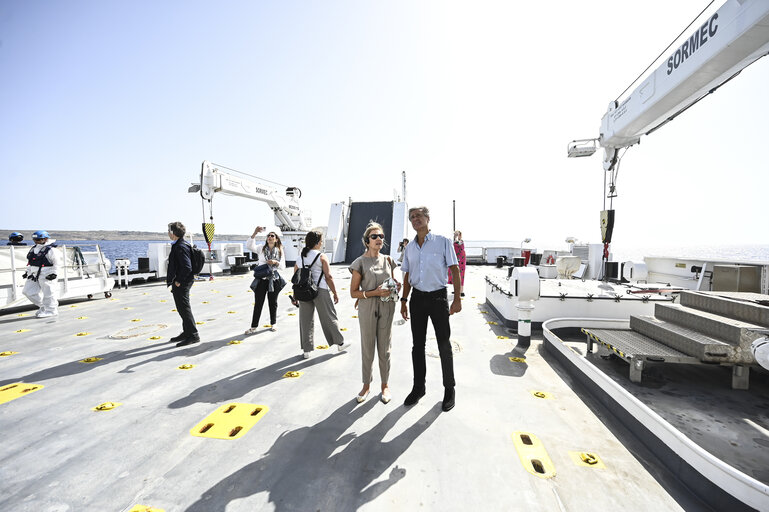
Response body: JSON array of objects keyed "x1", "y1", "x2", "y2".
[
  {"x1": 199, "y1": 160, "x2": 312, "y2": 232},
  {"x1": 601, "y1": 0, "x2": 769, "y2": 153}
]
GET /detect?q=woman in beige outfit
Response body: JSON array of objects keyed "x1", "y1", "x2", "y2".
[{"x1": 349, "y1": 222, "x2": 401, "y2": 404}]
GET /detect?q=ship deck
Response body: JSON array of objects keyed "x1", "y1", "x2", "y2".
[{"x1": 1, "y1": 266, "x2": 711, "y2": 511}]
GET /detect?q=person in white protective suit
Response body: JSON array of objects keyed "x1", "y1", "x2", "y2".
[{"x1": 22, "y1": 230, "x2": 63, "y2": 318}]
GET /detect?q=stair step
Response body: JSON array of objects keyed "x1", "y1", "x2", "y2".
[
  {"x1": 582, "y1": 328, "x2": 692, "y2": 360},
  {"x1": 654, "y1": 303, "x2": 763, "y2": 364},
  {"x1": 630, "y1": 315, "x2": 734, "y2": 361},
  {"x1": 679, "y1": 291, "x2": 769, "y2": 328}
]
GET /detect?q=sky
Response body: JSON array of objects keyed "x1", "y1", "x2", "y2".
[{"x1": 1, "y1": 1, "x2": 768, "y2": 252}]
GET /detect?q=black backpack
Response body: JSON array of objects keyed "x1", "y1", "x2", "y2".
[
  {"x1": 191, "y1": 245, "x2": 206, "y2": 275},
  {"x1": 292, "y1": 253, "x2": 322, "y2": 301}
]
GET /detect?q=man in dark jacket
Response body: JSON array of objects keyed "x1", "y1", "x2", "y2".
[{"x1": 167, "y1": 221, "x2": 200, "y2": 346}]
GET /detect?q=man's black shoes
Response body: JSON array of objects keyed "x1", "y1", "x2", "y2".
[
  {"x1": 442, "y1": 387, "x2": 455, "y2": 412},
  {"x1": 176, "y1": 334, "x2": 201, "y2": 347},
  {"x1": 170, "y1": 332, "x2": 187, "y2": 342},
  {"x1": 404, "y1": 388, "x2": 425, "y2": 407}
]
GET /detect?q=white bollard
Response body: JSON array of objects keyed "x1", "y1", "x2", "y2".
[
  {"x1": 511, "y1": 267, "x2": 539, "y2": 346},
  {"x1": 752, "y1": 337, "x2": 769, "y2": 370}
]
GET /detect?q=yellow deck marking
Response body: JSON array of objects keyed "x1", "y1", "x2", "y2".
[
  {"x1": 190, "y1": 403, "x2": 269, "y2": 440},
  {"x1": 263, "y1": 324, "x2": 272, "y2": 328},
  {"x1": 129, "y1": 505, "x2": 165, "y2": 512},
  {"x1": 283, "y1": 371, "x2": 303, "y2": 378},
  {"x1": 14, "y1": 329, "x2": 30, "y2": 333},
  {"x1": 340, "y1": 328, "x2": 348, "y2": 331},
  {"x1": 351, "y1": 315, "x2": 358, "y2": 318},
  {"x1": 1, "y1": 351, "x2": 19, "y2": 357},
  {"x1": 227, "y1": 311, "x2": 237, "y2": 314},
  {"x1": 159, "y1": 300, "x2": 167, "y2": 303},
  {"x1": 130, "y1": 319, "x2": 142, "y2": 322},
  {"x1": 70, "y1": 305, "x2": 78, "y2": 308},
  {"x1": 509, "y1": 357, "x2": 526, "y2": 363},
  {"x1": 228, "y1": 340, "x2": 243, "y2": 345},
  {"x1": 79, "y1": 357, "x2": 103, "y2": 363},
  {"x1": 568, "y1": 451, "x2": 606, "y2": 469},
  {"x1": 195, "y1": 321, "x2": 204, "y2": 325},
  {"x1": 75, "y1": 332, "x2": 91, "y2": 337},
  {"x1": 497, "y1": 335, "x2": 509, "y2": 340},
  {"x1": 122, "y1": 307, "x2": 133, "y2": 310},
  {"x1": 288, "y1": 313, "x2": 296, "y2": 316},
  {"x1": 178, "y1": 364, "x2": 195, "y2": 370},
  {"x1": 16, "y1": 313, "x2": 29, "y2": 317},
  {"x1": 480, "y1": 310, "x2": 489, "y2": 314},
  {"x1": 149, "y1": 336, "x2": 162, "y2": 340},
  {"x1": 76, "y1": 316, "x2": 88, "y2": 320},
  {"x1": 530, "y1": 390, "x2": 554, "y2": 399},
  {"x1": 487, "y1": 321, "x2": 498, "y2": 325},
  {"x1": 512, "y1": 431, "x2": 556, "y2": 479},
  {"x1": 93, "y1": 402, "x2": 122, "y2": 411},
  {"x1": 0, "y1": 383, "x2": 44, "y2": 405},
  {"x1": 202, "y1": 301, "x2": 209, "y2": 304},
  {"x1": 316, "y1": 345, "x2": 329, "y2": 350},
  {"x1": 171, "y1": 309, "x2": 177, "y2": 312}
]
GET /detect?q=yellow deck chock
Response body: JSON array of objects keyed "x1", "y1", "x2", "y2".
[
  {"x1": 283, "y1": 371, "x2": 303, "y2": 378},
  {"x1": 263, "y1": 324, "x2": 272, "y2": 328},
  {"x1": 202, "y1": 301, "x2": 210, "y2": 304},
  {"x1": 129, "y1": 505, "x2": 165, "y2": 512},
  {"x1": 288, "y1": 313, "x2": 296, "y2": 316},
  {"x1": 497, "y1": 335, "x2": 509, "y2": 340},
  {"x1": 340, "y1": 328, "x2": 348, "y2": 331},
  {"x1": 178, "y1": 364, "x2": 195, "y2": 370},
  {"x1": 195, "y1": 321, "x2": 204, "y2": 325},
  {"x1": 159, "y1": 299, "x2": 167, "y2": 303},
  {"x1": 75, "y1": 332, "x2": 91, "y2": 337},
  {"x1": 509, "y1": 357, "x2": 526, "y2": 363},
  {"x1": 16, "y1": 313, "x2": 29, "y2": 317},
  {"x1": 480, "y1": 310, "x2": 489, "y2": 314},
  {"x1": 227, "y1": 311, "x2": 237, "y2": 314},
  {"x1": 122, "y1": 307, "x2": 133, "y2": 310},
  {"x1": 1, "y1": 351, "x2": 18, "y2": 357},
  {"x1": 316, "y1": 345, "x2": 329, "y2": 350},
  {"x1": 0, "y1": 383, "x2": 44, "y2": 405},
  {"x1": 351, "y1": 315, "x2": 358, "y2": 318},
  {"x1": 530, "y1": 390, "x2": 554, "y2": 399},
  {"x1": 149, "y1": 336, "x2": 162, "y2": 340},
  {"x1": 190, "y1": 403, "x2": 269, "y2": 440},
  {"x1": 227, "y1": 295, "x2": 234, "y2": 298},
  {"x1": 487, "y1": 321, "x2": 498, "y2": 325},
  {"x1": 568, "y1": 451, "x2": 606, "y2": 469},
  {"x1": 512, "y1": 431, "x2": 556, "y2": 479},
  {"x1": 76, "y1": 316, "x2": 88, "y2": 320},
  {"x1": 130, "y1": 319, "x2": 142, "y2": 322},
  {"x1": 79, "y1": 357, "x2": 103, "y2": 363},
  {"x1": 14, "y1": 329, "x2": 30, "y2": 333},
  {"x1": 93, "y1": 402, "x2": 122, "y2": 411},
  {"x1": 228, "y1": 340, "x2": 243, "y2": 345}
]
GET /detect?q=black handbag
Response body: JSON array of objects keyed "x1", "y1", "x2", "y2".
[
  {"x1": 273, "y1": 271, "x2": 287, "y2": 293},
  {"x1": 252, "y1": 263, "x2": 272, "y2": 279}
]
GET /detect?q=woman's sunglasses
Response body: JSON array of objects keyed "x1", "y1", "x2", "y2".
[
  {"x1": 267, "y1": 234, "x2": 276, "y2": 238},
  {"x1": 369, "y1": 234, "x2": 385, "y2": 240}
]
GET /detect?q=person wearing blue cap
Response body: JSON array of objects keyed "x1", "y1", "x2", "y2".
[
  {"x1": 22, "y1": 230, "x2": 62, "y2": 318},
  {"x1": 7, "y1": 232, "x2": 27, "y2": 245}
]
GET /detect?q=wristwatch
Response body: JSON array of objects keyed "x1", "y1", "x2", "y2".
[{"x1": 400, "y1": 297, "x2": 408, "y2": 303}]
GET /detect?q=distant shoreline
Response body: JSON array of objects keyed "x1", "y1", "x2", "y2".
[{"x1": 0, "y1": 230, "x2": 250, "y2": 241}]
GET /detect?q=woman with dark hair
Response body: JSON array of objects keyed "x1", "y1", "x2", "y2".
[
  {"x1": 294, "y1": 230, "x2": 348, "y2": 359},
  {"x1": 448, "y1": 230, "x2": 466, "y2": 297},
  {"x1": 245, "y1": 226, "x2": 286, "y2": 335}
]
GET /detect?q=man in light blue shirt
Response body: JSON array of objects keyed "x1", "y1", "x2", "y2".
[{"x1": 400, "y1": 206, "x2": 461, "y2": 412}]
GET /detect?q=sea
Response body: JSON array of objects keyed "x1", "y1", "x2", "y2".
[{"x1": 51, "y1": 239, "x2": 769, "y2": 272}]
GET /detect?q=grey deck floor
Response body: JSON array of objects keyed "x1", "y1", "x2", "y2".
[{"x1": 1, "y1": 266, "x2": 697, "y2": 511}]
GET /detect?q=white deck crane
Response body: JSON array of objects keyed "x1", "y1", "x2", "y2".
[
  {"x1": 191, "y1": 160, "x2": 313, "y2": 264},
  {"x1": 568, "y1": 0, "x2": 769, "y2": 276}
]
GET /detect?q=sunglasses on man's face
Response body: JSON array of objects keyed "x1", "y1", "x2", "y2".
[{"x1": 369, "y1": 234, "x2": 385, "y2": 240}]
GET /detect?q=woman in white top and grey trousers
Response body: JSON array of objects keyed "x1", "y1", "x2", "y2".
[{"x1": 294, "y1": 231, "x2": 349, "y2": 358}]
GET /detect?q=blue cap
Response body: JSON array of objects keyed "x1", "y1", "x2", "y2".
[
  {"x1": 32, "y1": 230, "x2": 50, "y2": 239},
  {"x1": 9, "y1": 232, "x2": 23, "y2": 241}
]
